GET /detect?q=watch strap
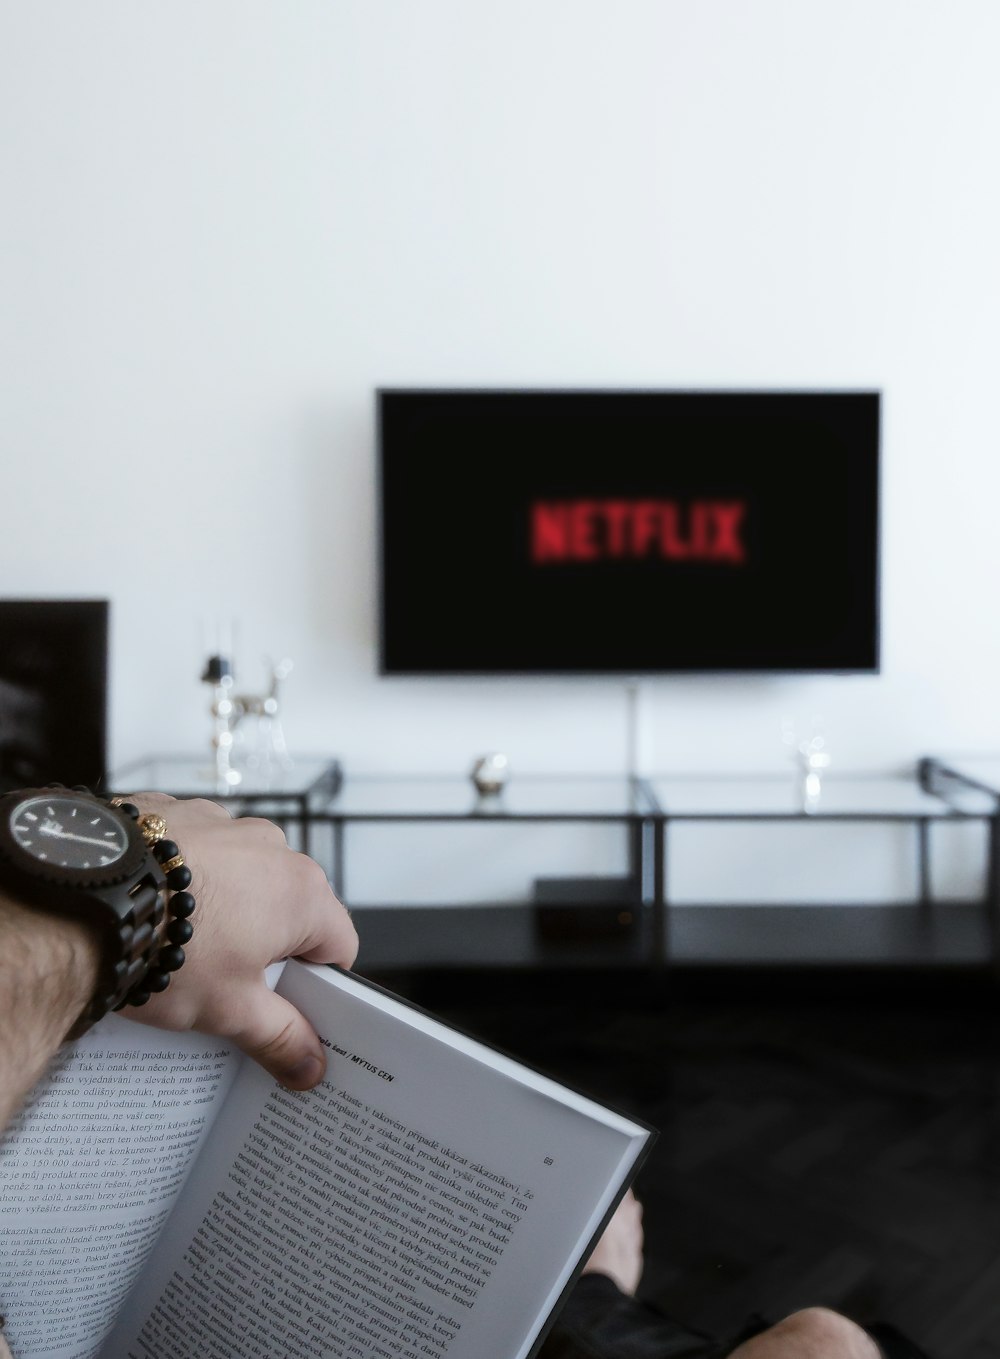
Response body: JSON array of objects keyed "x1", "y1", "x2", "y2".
[{"x1": 68, "y1": 870, "x2": 166, "y2": 1037}]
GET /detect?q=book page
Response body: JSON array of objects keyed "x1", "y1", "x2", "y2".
[
  {"x1": 0, "y1": 1014, "x2": 237, "y2": 1359},
  {"x1": 105, "y1": 963, "x2": 650, "y2": 1359}
]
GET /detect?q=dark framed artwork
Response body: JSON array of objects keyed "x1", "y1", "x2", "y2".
[{"x1": 0, "y1": 599, "x2": 109, "y2": 792}]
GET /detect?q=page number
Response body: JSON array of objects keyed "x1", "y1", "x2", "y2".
[{"x1": 544, "y1": 1156, "x2": 554, "y2": 1165}]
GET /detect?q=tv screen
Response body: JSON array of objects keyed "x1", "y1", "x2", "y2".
[
  {"x1": 0, "y1": 600, "x2": 109, "y2": 791},
  {"x1": 379, "y1": 390, "x2": 880, "y2": 675}
]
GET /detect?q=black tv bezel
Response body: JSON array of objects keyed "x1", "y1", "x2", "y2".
[{"x1": 377, "y1": 388, "x2": 882, "y2": 678}]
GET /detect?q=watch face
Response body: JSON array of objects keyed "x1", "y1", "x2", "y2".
[{"x1": 9, "y1": 794, "x2": 130, "y2": 871}]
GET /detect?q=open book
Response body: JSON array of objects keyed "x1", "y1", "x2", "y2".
[{"x1": 0, "y1": 961, "x2": 654, "y2": 1359}]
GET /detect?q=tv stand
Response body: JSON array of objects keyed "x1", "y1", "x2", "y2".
[{"x1": 312, "y1": 768, "x2": 998, "y2": 975}]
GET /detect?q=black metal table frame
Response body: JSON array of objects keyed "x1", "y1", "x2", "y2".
[
  {"x1": 919, "y1": 757, "x2": 1000, "y2": 966},
  {"x1": 282, "y1": 767, "x2": 1000, "y2": 971},
  {"x1": 321, "y1": 790, "x2": 659, "y2": 936},
  {"x1": 649, "y1": 785, "x2": 997, "y2": 970}
]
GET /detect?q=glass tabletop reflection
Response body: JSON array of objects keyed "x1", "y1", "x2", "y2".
[
  {"x1": 323, "y1": 774, "x2": 647, "y2": 819},
  {"x1": 643, "y1": 773, "x2": 993, "y2": 818},
  {"x1": 111, "y1": 755, "x2": 340, "y2": 801}
]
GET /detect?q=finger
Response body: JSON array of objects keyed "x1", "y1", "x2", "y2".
[
  {"x1": 233, "y1": 816, "x2": 288, "y2": 847},
  {"x1": 282, "y1": 855, "x2": 359, "y2": 968},
  {"x1": 177, "y1": 796, "x2": 233, "y2": 822},
  {"x1": 129, "y1": 791, "x2": 177, "y2": 812},
  {"x1": 231, "y1": 989, "x2": 328, "y2": 1090}
]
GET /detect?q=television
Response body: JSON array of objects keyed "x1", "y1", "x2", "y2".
[
  {"x1": 378, "y1": 390, "x2": 880, "y2": 675},
  {"x1": 0, "y1": 600, "x2": 109, "y2": 792}
]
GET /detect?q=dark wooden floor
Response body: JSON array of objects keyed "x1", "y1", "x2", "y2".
[{"x1": 382, "y1": 967, "x2": 1000, "y2": 1359}]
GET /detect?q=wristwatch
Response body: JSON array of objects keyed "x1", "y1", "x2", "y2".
[{"x1": 0, "y1": 786, "x2": 167, "y2": 1034}]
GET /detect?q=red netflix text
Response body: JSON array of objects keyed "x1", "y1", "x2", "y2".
[{"x1": 530, "y1": 499, "x2": 747, "y2": 564}]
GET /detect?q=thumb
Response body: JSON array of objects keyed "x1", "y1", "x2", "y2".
[{"x1": 232, "y1": 990, "x2": 327, "y2": 1091}]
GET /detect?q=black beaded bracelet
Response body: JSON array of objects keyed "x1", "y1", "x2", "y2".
[{"x1": 110, "y1": 799, "x2": 196, "y2": 1009}]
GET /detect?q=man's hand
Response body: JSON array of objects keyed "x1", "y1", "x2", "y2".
[{"x1": 126, "y1": 794, "x2": 358, "y2": 1092}]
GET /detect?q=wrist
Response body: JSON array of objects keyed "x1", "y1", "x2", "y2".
[
  {"x1": 0, "y1": 890, "x2": 102, "y2": 1128},
  {"x1": 1, "y1": 891, "x2": 101, "y2": 1026}
]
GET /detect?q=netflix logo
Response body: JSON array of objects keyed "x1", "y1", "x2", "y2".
[{"x1": 530, "y1": 499, "x2": 748, "y2": 564}]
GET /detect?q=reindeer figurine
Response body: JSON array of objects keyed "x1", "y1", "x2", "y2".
[{"x1": 202, "y1": 654, "x2": 294, "y2": 787}]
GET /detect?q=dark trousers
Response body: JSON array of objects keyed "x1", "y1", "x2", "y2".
[
  {"x1": 542, "y1": 1276, "x2": 929, "y2": 1359},
  {"x1": 540, "y1": 1275, "x2": 729, "y2": 1359}
]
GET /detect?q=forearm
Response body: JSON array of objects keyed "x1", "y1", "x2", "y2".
[{"x1": 0, "y1": 894, "x2": 100, "y2": 1132}]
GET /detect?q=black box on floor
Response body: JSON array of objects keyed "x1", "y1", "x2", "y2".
[{"x1": 533, "y1": 876, "x2": 641, "y2": 943}]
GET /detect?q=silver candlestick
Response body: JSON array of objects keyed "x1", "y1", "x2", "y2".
[{"x1": 781, "y1": 718, "x2": 831, "y2": 812}]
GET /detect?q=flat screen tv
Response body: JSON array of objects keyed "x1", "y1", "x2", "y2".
[
  {"x1": 378, "y1": 390, "x2": 880, "y2": 675},
  {"x1": 0, "y1": 600, "x2": 109, "y2": 791}
]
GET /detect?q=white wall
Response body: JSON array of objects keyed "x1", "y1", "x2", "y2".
[{"x1": 2, "y1": 0, "x2": 999, "y2": 786}]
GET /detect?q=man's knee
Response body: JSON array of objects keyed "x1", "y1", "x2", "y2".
[{"x1": 765, "y1": 1307, "x2": 880, "y2": 1357}]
